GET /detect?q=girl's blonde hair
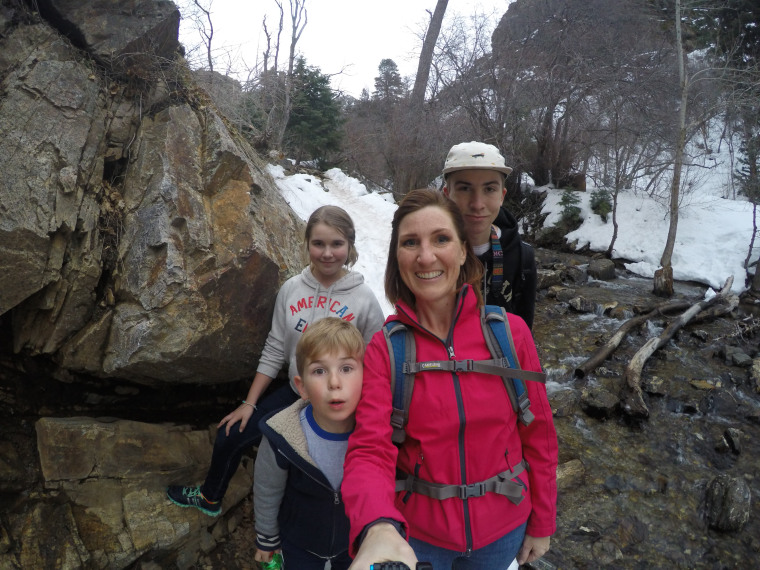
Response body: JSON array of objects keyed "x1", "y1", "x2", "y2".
[{"x1": 305, "y1": 205, "x2": 359, "y2": 267}]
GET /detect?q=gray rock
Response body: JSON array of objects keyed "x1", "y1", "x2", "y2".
[
  {"x1": 0, "y1": 26, "x2": 105, "y2": 318},
  {"x1": 563, "y1": 265, "x2": 588, "y2": 284},
  {"x1": 568, "y1": 296, "x2": 597, "y2": 314},
  {"x1": 549, "y1": 389, "x2": 581, "y2": 418},
  {"x1": 537, "y1": 268, "x2": 563, "y2": 290},
  {"x1": 43, "y1": 0, "x2": 180, "y2": 75},
  {"x1": 581, "y1": 386, "x2": 620, "y2": 419},
  {"x1": 588, "y1": 258, "x2": 616, "y2": 280},
  {"x1": 724, "y1": 427, "x2": 742, "y2": 454},
  {"x1": 752, "y1": 358, "x2": 760, "y2": 392},
  {"x1": 1, "y1": 9, "x2": 304, "y2": 384},
  {"x1": 554, "y1": 288, "x2": 577, "y2": 303},
  {"x1": 557, "y1": 459, "x2": 585, "y2": 490},
  {"x1": 591, "y1": 539, "x2": 623, "y2": 564},
  {"x1": 642, "y1": 375, "x2": 667, "y2": 396},
  {"x1": 704, "y1": 474, "x2": 751, "y2": 532},
  {"x1": 731, "y1": 350, "x2": 753, "y2": 368}
]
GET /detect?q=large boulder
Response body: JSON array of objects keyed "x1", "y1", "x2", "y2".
[{"x1": 1, "y1": 2, "x2": 305, "y2": 384}]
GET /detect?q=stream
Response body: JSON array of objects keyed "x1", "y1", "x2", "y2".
[{"x1": 531, "y1": 249, "x2": 760, "y2": 569}]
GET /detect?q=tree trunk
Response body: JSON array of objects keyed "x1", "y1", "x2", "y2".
[
  {"x1": 393, "y1": 0, "x2": 448, "y2": 194},
  {"x1": 269, "y1": 0, "x2": 307, "y2": 150},
  {"x1": 655, "y1": 0, "x2": 686, "y2": 297},
  {"x1": 653, "y1": 265, "x2": 674, "y2": 298},
  {"x1": 410, "y1": 0, "x2": 447, "y2": 113}
]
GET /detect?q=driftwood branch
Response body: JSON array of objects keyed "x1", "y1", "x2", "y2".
[
  {"x1": 623, "y1": 276, "x2": 735, "y2": 419},
  {"x1": 574, "y1": 300, "x2": 691, "y2": 378},
  {"x1": 692, "y1": 295, "x2": 740, "y2": 323}
]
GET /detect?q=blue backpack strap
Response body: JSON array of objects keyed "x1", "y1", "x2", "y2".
[
  {"x1": 383, "y1": 320, "x2": 416, "y2": 444},
  {"x1": 481, "y1": 305, "x2": 535, "y2": 426}
]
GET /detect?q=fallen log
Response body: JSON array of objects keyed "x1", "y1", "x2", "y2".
[
  {"x1": 692, "y1": 295, "x2": 740, "y2": 323},
  {"x1": 574, "y1": 300, "x2": 691, "y2": 378},
  {"x1": 622, "y1": 276, "x2": 735, "y2": 419}
]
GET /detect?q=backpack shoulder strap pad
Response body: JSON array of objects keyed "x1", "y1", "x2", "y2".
[
  {"x1": 383, "y1": 320, "x2": 416, "y2": 444},
  {"x1": 481, "y1": 305, "x2": 535, "y2": 426}
]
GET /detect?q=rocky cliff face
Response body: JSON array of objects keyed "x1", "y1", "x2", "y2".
[
  {"x1": 1, "y1": 2, "x2": 305, "y2": 567},
  {"x1": 0, "y1": 0, "x2": 305, "y2": 386}
]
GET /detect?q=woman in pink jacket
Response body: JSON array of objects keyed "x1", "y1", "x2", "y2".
[{"x1": 342, "y1": 189, "x2": 557, "y2": 570}]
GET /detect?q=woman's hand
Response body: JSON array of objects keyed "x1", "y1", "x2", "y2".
[
  {"x1": 517, "y1": 534, "x2": 550, "y2": 565},
  {"x1": 218, "y1": 402, "x2": 255, "y2": 436},
  {"x1": 348, "y1": 523, "x2": 417, "y2": 569}
]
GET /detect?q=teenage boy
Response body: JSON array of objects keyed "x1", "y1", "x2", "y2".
[
  {"x1": 253, "y1": 317, "x2": 364, "y2": 570},
  {"x1": 442, "y1": 141, "x2": 537, "y2": 329}
]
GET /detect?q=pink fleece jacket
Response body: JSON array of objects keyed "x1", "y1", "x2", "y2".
[{"x1": 342, "y1": 285, "x2": 558, "y2": 555}]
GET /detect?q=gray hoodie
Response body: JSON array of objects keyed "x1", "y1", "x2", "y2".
[{"x1": 256, "y1": 266, "x2": 384, "y2": 391}]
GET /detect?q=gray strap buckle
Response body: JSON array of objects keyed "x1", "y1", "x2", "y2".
[{"x1": 458, "y1": 481, "x2": 486, "y2": 499}]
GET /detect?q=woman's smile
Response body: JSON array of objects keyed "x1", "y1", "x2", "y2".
[{"x1": 415, "y1": 270, "x2": 444, "y2": 280}]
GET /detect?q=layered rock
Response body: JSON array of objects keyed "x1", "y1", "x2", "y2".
[{"x1": 1, "y1": 0, "x2": 304, "y2": 385}]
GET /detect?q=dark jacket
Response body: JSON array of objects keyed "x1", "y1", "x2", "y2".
[
  {"x1": 253, "y1": 400, "x2": 350, "y2": 558},
  {"x1": 477, "y1": 207, "x2": 537, "y2": 329}
]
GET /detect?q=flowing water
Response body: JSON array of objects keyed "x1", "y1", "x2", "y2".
[{"x1": 530, "y1": 253, "x2": 760, "y2": 568}]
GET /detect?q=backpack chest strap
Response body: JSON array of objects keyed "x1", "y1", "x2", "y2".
[
  {"x1": 395, "y1": 459, "x2": 527, "y2": 506},
  {"x1": 404, "y1": 359, "x2": 547, "y2": 384}
]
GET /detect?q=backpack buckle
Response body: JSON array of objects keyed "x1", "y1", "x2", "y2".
[
  {"x1": 453, "y1": 360, "x2": 475, "y2": 372},
  {"x1": 458, "y1": 482, "x2": 486, "y2": 499}
]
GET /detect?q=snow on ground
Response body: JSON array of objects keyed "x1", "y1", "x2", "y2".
[{"x1": 540, "y1": 187, "x2": 754, "y2": 294}]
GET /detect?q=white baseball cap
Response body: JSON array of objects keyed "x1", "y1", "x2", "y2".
[{"x1": 442, "y1": 141, "x2": 513, "y2": 176}]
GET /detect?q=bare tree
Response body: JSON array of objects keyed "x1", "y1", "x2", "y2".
[
  {"x1": 192, "y1": 0, "x2": 214, "y2": 73},
  {"x1": 392, "y1": 0, "x2": 449, "y2": 195},
  {"x1": 263, "y1": 0, "x2": 307, "y2": 150},
  {"x1": 176, "y1": 0, "x2": 216, "y2": 71},
  {"x1": 653, "y1": 0, "x2": 688, "y2": 297}
]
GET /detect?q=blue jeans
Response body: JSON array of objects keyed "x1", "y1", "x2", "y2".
[
  {"x1": 409, "y1": 522, "x2": 526, "y2": 570},
  {"x1": 200, "y1": 383, "x2": 299, "y2": 501}
]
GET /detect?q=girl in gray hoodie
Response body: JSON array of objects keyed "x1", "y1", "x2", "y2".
[{"x1": 167, "y1": 205, "x2": 385, "y2": 516}]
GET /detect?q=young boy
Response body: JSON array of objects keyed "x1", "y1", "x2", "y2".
[
  {"x1": 442, "y1": 141, "x2": 537, "y2": 329},
  {"x1": 253, "y1": 317, "x2": 364, "y2": 570}
]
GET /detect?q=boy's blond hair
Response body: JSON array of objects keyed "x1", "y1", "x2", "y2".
[{"x1": 295, "y1": 318, "x2": 366, "y2": 376}]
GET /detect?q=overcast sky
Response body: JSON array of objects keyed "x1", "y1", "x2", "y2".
[{"x1": 178, "y1": 0, "x2": 513, "y2": 97}]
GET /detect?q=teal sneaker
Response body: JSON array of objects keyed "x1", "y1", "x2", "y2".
[{"x1": 167, "y1": 485, "x2": 221, "y2": 516}]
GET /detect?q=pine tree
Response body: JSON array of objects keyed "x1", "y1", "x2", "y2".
[
  {"x1": 285, "y1": 57, "x2": 343, "y2": 168},
  {"x1": 372, "y1": 59, "x2": 405, "y2": 102}
]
